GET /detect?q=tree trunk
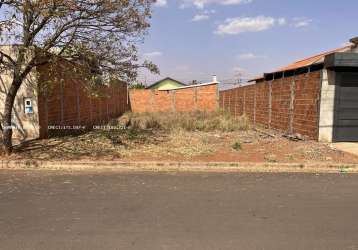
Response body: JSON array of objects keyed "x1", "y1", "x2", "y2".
[{"x1": 2, "y1": 78, "x2": 22, "y2": 154}]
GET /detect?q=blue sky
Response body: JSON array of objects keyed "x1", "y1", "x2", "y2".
[{"x1": 139, "y1": 0, "x2": 358, "y2": 85}]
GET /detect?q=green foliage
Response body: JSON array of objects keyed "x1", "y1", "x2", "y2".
[
  {"x1": 0, "y1": 0, "x2": 160, "y2": 152},
  {"x1": 129, "y1": 83, "x2": 146, "y2": 89}
]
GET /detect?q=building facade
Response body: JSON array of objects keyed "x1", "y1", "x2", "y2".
[{"x1": 146, "y1": 77, "x2": 186, "y2": 91}]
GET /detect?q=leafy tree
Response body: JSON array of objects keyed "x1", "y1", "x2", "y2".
[
  {"x1": 0, "y1": 0, "x2": 159, "y2": 154},
  {"x1": 129, "y1": 82, "x2": 146, "y2": 89}
]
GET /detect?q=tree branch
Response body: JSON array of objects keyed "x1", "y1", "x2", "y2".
[{"x1": 0, "y1": 50, "x2": 15, "y2": 66}]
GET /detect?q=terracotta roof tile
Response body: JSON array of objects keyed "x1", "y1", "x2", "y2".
[
  {"x1": 249, "y1": 45, "x2": 352, "y2": 82},
  {"x1": 273, "y1": 46, "x2": 351, "y2": 73}
]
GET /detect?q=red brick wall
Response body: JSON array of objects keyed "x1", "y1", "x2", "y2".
[
  {"x1": 244, "y1": 85, "x2": 256, "y2": 122},
  {"x1": 220, "y1": 71, "x2": 322, "y2": 140},
  {"x1": 129, "y1": 84, "x2": 218, "y2": 113},
  {"x1": 175, "y1": 88, "x2": 196, "y2": 112},
  {"x1": 37, "y1": 60, "x2": 128, "y2": 138},
  {"x1": 271, "y1": 78, "x2": 291, "y2": 131},
  {"x1": 255, "y1": 81, "x2": 270, "y2": 126},
  {"x1": 292, "y1": 73, "x2": 321, "y2": 139}
]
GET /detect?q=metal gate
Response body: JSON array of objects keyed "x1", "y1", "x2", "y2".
[{"x1": 334, "y1": 72, "x2": 358, "y2": 141}]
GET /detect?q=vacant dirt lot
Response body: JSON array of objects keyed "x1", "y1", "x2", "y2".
[{"x1": 8, "y1": 128, "x2": 358, "y2": 164}]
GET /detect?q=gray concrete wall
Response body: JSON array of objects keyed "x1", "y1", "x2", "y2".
[
  {"x1": 0, "y1": 46, "x2": 40, "y2": 144},
  {"x1": 318, "y1": 45, "x2": 358, "y2": 142},
  {"x1": 318, "y1": 69, "x2": 338, "y2": 142}
]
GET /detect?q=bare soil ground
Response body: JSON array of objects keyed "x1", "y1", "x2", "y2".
[{"x1": 6, "y1": 127, "x2": 358, "y2": 164}]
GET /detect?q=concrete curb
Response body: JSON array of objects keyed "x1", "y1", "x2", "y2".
[{"x1": 1, "y1": 160, "x2": 358, "y2": 173}]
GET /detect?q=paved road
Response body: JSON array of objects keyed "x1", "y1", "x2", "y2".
[{"x1": 1, "y1": 170, "x2": 358, "y2": 250}]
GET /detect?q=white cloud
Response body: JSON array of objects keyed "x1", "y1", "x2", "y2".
[
  {"x1": 143, "y1": 51, "x2": 163, "y2": 58},
  {"x1": 277, "y1": 18, "x2": 286, "y2": 26},
  {"x1": 215, "y1": 16, "x2": 278, "y2": 35},
  {"x1": 192, "y1": 14, "x2": 210, "y2": 22},
  {"x1": 181, "y1": 0, "x2": 252, "y2": 9},
  {"x1": 232, "y1": 67, "x2": 252, "y2": 79},
  {"x1": 221, "y1": 0, "x2": 252, "y2": 5},
  {"x1": 203, "y1": 9, "x2": 216, "y2": 14},
  {"x1": 237, "y1": 53, "x2": 265, "y2": 60},
  {"x1": 292, "y1": 17, "x2": 312, "y2": 28},
  {"x1": 155, "y1": 0, "x2": 167, "y2": 7}
]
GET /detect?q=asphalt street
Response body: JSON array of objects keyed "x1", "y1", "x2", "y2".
[{"x1": 0, "y1": 170, "x2": 358, "y2": 250}]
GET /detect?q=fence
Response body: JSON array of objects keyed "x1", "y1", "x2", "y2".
[
  {"x1": 129, "y1": 83, "x2": 219, "y2": 113},
  {"x1": 220, "y1": 71, "x2": 322, "y2": 139},
  {"x1": 37, "y1": 61, "x2": 128, "y2": 138}
]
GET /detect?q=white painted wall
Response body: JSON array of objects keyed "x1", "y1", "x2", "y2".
[{"x1": 0, "y1": 46, "x2": 40, "y2": 144}]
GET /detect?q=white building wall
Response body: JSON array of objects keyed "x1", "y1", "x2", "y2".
[{"x1": 0, "y1": 46, "x2": 40, "y2": 144}]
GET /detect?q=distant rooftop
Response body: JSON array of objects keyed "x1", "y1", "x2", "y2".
[{"x1": 249, "y1": 43, "x2": 355, "y2": 82}]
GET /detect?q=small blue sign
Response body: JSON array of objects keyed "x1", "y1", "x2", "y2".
[{"x1": 25, "y1": 106, "x2": 33, "y2": 114}]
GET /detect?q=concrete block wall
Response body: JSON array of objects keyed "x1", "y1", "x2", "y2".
[
  {"x1": 318, "y1": 69, "x2": 338, "y2": 142},
  {"x1": 129, "y1": 83, "x2": 218, "y2": 113},
  {"x1": 220, "y1": 71, "x2": 321, "y2": 140},
  {"x1": 37, "y1": 60, "x2": 128, "y2": 138}
]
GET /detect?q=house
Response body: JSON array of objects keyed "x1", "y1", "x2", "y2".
[
  {"x1": 0, "y1": 45, "x2": 128, "y2": 143},
  {"x1": 220, "y1": 37, "x2": 358, "y2": 142},
  {"x1": 146, "y1": 77, "x2": 186, "y2": 90}
]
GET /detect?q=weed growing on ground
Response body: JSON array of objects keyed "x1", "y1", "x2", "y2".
[{"x1": 232, "y1": 141, "x2": 242, "y2": 151}]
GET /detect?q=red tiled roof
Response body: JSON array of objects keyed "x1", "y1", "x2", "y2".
[
  {"x1": 273, "y1": 46, "x2": 351, "y2": 73},
  {"x1": 249, "y1": 45, "x2": 352, "y2": 82}
]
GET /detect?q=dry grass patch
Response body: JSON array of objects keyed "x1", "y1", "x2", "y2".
[
  {"x1": 14, "y1": 111, "x2": 355, "y2": 164},
  {"x1": 120, "y1": 130, "x2": 216, "y2": 159},
  {"x1": 13, "y1": 111, "x2": 248, "y2": 160},
  {"x1": 118, "y1": 111, "x2": 250, "y2": 132}
]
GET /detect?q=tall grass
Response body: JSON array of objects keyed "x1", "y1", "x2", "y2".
[{"x1": 117, "y1": 111, "x2": 250, "y2": 132}]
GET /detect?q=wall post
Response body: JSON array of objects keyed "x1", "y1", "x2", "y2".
[
  {"x1": 76, "y1": 82, "x2": 81, "y2": 124},
  {"x1": 216, "y1": 84, "x2": 220, "y2": 111},
  {"x1": 194, "y1": 87, "x2": 198, "y2": 111},
  {"x1": 289, "y1": 78, "x2": 296, "y2": 134},
  {"x1": 44, "y1": 94, "x2": 49, "y2": 138},
  {"x1": 60, "y1": 82, "x2": 64, "y2": 125},
  {"x1": 150, "y1": 90, "x2": 155, "y2": 112},
  {"x1": 221, "y1": 92, "x2": 225, "y2": 111},
  {"x1": 243, "y1": 88, "x2": 246, "y2": 115},
  {"x1": 228, "y1": 91, "x2": 231, "y2": 114},
  {"x1": 172, "y1": 90, "x2": 176, "y2": 112},
  {"x1": 268, "y1": 81, "x2": 272, "y2": 129},
  {"x1": 254, "y1": 85, "x2": 257, "y2": 127}
]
